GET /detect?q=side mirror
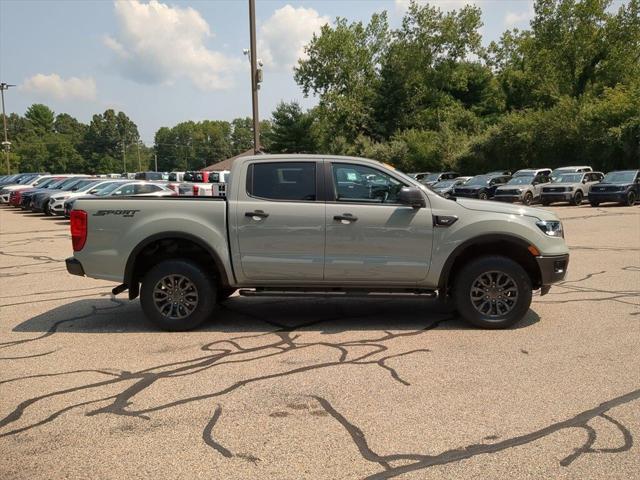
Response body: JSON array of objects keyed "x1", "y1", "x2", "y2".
[{"x1": 398, "y1": 187, "x2": 426, "y2": 208}]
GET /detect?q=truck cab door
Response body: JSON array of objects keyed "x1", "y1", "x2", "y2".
[
  {"x1": 324, "y1": 161, "x2": 433, "y2": 283},
  {"x1": 231, "y1": 160, "x2": 325, "y2": 282}
]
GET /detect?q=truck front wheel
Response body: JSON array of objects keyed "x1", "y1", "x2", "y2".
[
  {"x1": 140, "y1": 259, "x2": 216, "y2": 331},
  {"x1": 453, "y1": 255, "x2": 532, "y2": 329}
]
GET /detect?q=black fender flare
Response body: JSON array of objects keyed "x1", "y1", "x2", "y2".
[
  {"x1": 123, "y1": 231, "x2": 231, "y2": 300},
  {"x1": 437, "y1": 233, "x2": 539, "y2": 293}
]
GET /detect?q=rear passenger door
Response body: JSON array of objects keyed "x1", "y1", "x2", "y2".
[{"x1": 234, "y1": 160, "x2": 325, "y2": 282}]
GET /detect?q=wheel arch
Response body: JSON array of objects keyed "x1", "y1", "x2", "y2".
[
  {"x1": 438, "y1": 234, "x2": 542, "y2": 298},
  {"x1": 124, "y1": 232, "x2": 231, "y2": 300}
]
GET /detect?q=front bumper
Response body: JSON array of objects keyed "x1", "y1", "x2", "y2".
[
  {"x1": 541, "y1": 192, "x2": 572, "y2": 202},
  {"x1": 588, "y1": 192, "x2": 625, "y2": 203},
  {"x1": 66, "y1": 257, "x2": 85, "y2": 276},
  {"x1": 494, "y1": 195, "x2": 520, "y2": 202},
  {"x1": 536, "y1": 254, "x2": 569, "y2": 294},
  {"x1": 49, "y1": 198, "x2": 67, "y2": 214}
]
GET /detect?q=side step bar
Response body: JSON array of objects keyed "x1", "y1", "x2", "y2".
[{"x1": 238, "y1": 289, "x2": 437, "y2": 299}]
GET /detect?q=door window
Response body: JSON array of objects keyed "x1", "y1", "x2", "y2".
[
  {"x1": 332, "y1": 163, "x2": 405, "y2": 203},
  {"x1": 134, "y1": 184, "x2": 160, "y2": 194},
  {"x1": 247, "y1": 162, "x2": 316, "y2": 201},
  {"x1": 113, "y1": 184, "x2": 136, "y2": 196}
]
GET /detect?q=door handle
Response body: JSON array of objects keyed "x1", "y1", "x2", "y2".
[
  {"x1": 333, "y1": 213, "x2": 358, "y2": 223},
  {"x1": 245, "y1": 210, "x2": 269, "y2": 220}
]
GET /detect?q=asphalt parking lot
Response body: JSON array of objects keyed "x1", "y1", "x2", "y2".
[{"x1": 1, "y1": 204, "x2": 639, "y2": 479}]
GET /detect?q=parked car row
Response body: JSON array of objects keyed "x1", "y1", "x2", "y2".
[
  {"x1": 412, "y1": 166, "x2": 639, "y2": 207},
  {"x1": 2, "y1": 165, "x2": 638, "y2": 219},
  {"x1": 0, "y1": 174, "x2": 177, "y2": 219}
]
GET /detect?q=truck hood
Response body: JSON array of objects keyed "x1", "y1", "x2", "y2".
[{"x1": 456, "y1": 197, "x2": 557, "y2": 221}]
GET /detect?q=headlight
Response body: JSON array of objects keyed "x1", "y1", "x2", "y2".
[{"x1": 536, "y1": 220, "x2": 564, "y2": 238}]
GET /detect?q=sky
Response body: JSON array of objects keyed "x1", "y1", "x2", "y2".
[{"x1": 1, "y1": 0, "x2": 548, "y2": 144}]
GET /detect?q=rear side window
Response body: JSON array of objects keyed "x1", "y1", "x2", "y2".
[
  {"x1": 247, "y1": 162, "x2": 316, "y2": 201},
  {"x1": 135, "y1": 184, "x2": 160, "y2": 194}
]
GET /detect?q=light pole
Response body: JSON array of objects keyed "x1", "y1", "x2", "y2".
[
  {"x1": 248, "y1": 0, "x2": 261, "y2": 154},
  {"x1": 1, "y1": 83, "x2": 15, "y2": 174}
]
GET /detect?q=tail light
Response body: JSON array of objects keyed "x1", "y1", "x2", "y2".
[
  {"x1": 70, "y1": 210, "x2": 88, "y2": 251},
  {"x1": 193, "y1": 185, "x2": 199, "y2": 195}
]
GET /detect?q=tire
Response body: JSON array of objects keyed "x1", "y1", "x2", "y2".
[
  {"x1": 570, "y1": 190, "x2": 583, "y2": 206},
  {"x1": 478, "y1": 191, "x2": 489, "y2": 200},
  {"x1": 522, "y1": 192, "x2": 533, "y2": 206},
  {"x1": 541, "y1": 199, "x2": 550, "y2": 206},
  {"x1": 43, "y1": 202, "x2": 52, "y2": 216},
  {"x1": 140, "y1": 259, "x2": 216, "y2": 331},
  {"x1": 589, "y1": 201, "x2": 599, "y2": 207},
  {"x1": 453, "y1": 255, "x2": 532, "y2": 329},
  {"x1": 623, "y1": 191, "x2": 636, "y2": 207}
]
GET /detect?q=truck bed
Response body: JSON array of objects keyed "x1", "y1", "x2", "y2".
[{"x1": 73, "y1": 196, "x2": 230, "y2": 283}]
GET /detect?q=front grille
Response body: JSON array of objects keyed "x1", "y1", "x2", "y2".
[
  {"x1": 543, "y1": 187, "x2": 567, "y2": 193},
  {"x1": 498, "y1": 189, "x2": 520, "y2": 195},
  {"x1": 593, "y1": 186, "x2": 621, "y2": 192}
]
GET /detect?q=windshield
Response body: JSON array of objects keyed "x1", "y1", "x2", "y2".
[
  {"x1": 95, "y1": 182, "x2": 129, "y2": 196},
  {"x1": 422, "y1": 173, "x2": 441, "y2": 182},
  {"x1": 90, "y1": 181, "x2": 121, "y2": 193},
  {"x1": 466, "y1": 176, "x2": 490, "y2": 186},
  {"x1": 554, "y1": 174, "x2": 583, "y2": 183},
  {"x1": 75, "y1": 180, "x2": 103, "y2": 192},
  {"x1": 507, "y1": 176, "x2": 534, "y2": 185},
  {"x1": 168, "y1": 173, "x2": 178, "y2": 181},
  {"x1": 69, "y1": 180, "x2": 97, "y2": 191},
  {"x1": 33, "y1": 177, "x2": 53, "y2": 186},
  {"x1": 433, "y1": 179, "x2": 456, "y2": 188},
  {"x1": 603, "y1": 171, "x2": 636, "y2": 183},
  {"x1": 33, "y1": 178, "x2": 57, "y2": 188},
  {"x1": 551, "y1": 169, "x2": 576, "y2": 179},
  {"x1": 55, "y1": 178, "x2": 83, "y2": 189}
]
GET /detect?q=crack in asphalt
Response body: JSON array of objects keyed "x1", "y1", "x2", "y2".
[{"x1": 308, "y1": 390, "x2": 639, "y2": 479}]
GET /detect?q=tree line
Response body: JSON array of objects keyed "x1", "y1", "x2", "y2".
[
  {"x1": 3, "y1": 0, "x2": 638, "y2": 176},
  {"x1": 289, "y1": 0, "x2": 639, "y2": 174}
]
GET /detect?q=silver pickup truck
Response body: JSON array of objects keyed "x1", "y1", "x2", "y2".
[{"x1": 66, "y1": 155, "x2": 569, "y2": 331}]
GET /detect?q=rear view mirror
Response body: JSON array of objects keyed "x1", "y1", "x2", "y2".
[{"x1": 398, "y1": 187, "x2": 426, "y2": 208}]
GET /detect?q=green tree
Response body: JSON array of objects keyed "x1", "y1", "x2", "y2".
[
  {"x1": 230, "y1": 118, "x2": 253, "y2": 154},
  {"x1": 295, "y1": 12, "x2": 389, "y2": 145},
  {"x1": 83, "y1": 109, "x2": 140, "y2": 173},
  {"x1": 24, "y1": 104, "x2": 55, "y2": 133},
  {"x1": 266, "y1": 102, "x2": 316, "y2": 153}
]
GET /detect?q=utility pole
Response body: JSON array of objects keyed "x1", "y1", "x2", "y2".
[
  {"x1": 154, "y1": 152, "x2": 158, "y2": 172},
  {"x1": 1, "y1": 83, "x2": 15, "y2": 175},
  {"x1": 136, "y1": 141, "x2": 141, "y2": 172},
  {"x1": 122, "y1": 140, "x2": 126, "y2": 174},
  {"x1": 248, "y1": 0, "x2": 260, "y2": 154}
]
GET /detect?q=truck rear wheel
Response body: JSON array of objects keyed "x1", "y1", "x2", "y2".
[
  {"x1": 140, "y1": 259, "x2": 216, "y2": 331},
  {"x1": 453, "y1": 255, "x2": 532, "y2": 329}
]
